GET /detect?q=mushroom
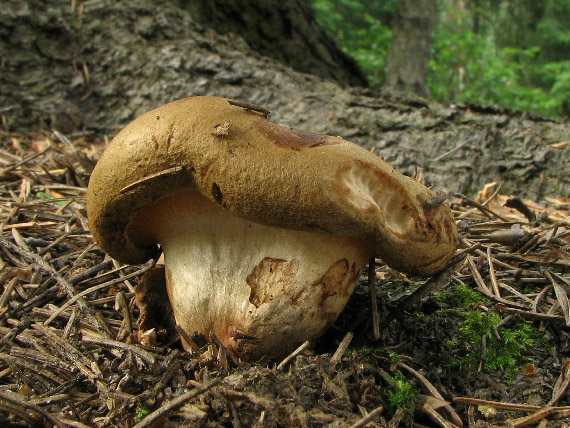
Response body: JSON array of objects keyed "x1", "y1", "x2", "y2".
[{"x1": 87, "y1": 96, "x2": 457, "y2": 360}]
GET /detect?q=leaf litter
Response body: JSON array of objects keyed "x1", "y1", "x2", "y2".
[{"x1": 0, "y1": 130, "x2": 569, "y2": 427}]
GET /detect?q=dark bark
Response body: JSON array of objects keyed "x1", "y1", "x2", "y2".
[
  {"x1": 176, "y1": 0, "x2": 367, "y2": 87},
  {"x1": 1, "y1": 0, "x2": 568, "y2": 199},
  {"x1": 383, "y1": 0, "x2": 436, "y2": 97}
]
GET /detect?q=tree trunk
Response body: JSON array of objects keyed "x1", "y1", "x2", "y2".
[
  {"x1": 176, "y1": 0, "x2": 367, "y2": 87},
  {"x1": 383, "y1": 0, "x2": 436, "y2": 97}
]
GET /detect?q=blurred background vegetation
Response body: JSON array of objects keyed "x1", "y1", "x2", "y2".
[{"x1": 311, "y1": 0, "x2": 570, "y2": 118}]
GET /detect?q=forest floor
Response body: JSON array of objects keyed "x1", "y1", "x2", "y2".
[{"x1": 1, "y1": 131, "x2": 569, "y2": 428}]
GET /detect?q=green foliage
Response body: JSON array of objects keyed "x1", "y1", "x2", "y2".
[
  {"x1": 429, "y1": 0, "x2": 568, "y2": 117},
  {"x1": 438, "y1": 282, "x2": 489, "y2": 307},
  {"x1": 311, "y1": 0, "x2": 395, "y2": 88},
  {"x1": 135, "y1": 406, "x2": 150, "y2": 421},
  {"x1": 536, "y1": 0, "x2": 570, "y2": 62},
  {"x1": 311, "y1": 0, "x2": 570, "y2": 117},
  {"x1": 429, "y1": 30, "x2": 555, "y2": 114},
  {"x1": 384, "y1": 371, "x2": 416, "y2": 418},
  {"x1": 437, "y1": 283, "x2": 542, "y2": 378},
  {"x1": 448, "y1": 312, "x2": 537, "y2": 375}
]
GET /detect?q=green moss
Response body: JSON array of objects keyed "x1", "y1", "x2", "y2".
[
  {"x1": 437, "y1": 282, "x2": 490, "y2": 307},
  {"x1": 448, "y1": 311, "x2": 538, "y2": 377},
  {"x1": 135, "y1": 406, "x2": 150, "y2": 421},
  {"x1": 384, "y1": 370, "x2": 416, "y2": 421},
  {"x1": 432, "y1": 282, "x2": 545, "y2": 379}
]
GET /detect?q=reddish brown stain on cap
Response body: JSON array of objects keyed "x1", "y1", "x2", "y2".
[{"x1": 258, "y1": 122, "x2": 338, "y2": 150}]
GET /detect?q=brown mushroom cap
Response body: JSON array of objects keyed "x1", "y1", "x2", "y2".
[{"x1": 87, "y1": 96, "x2": 457, "y2": 275}]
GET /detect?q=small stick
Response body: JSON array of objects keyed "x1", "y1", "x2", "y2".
[
  {"x1": 467, "y1": 256, "x2": 492, "y2": 297},
  {"x1": 455, "y1": 193, "x2": 509, "y2": 222},
  {"x1": 277, "y1": 340, "x2": 311, "y2": 370},
  {"x1": 422, "y1": 403, "x2": 456, "y2": 428},
  {"x1": 0, "y1": 277, "x2": 17, "y2": 309},
  {"x1": 175, "y1": 325, "x2": 202, "y2": 355},
  {"x1": 0, "y1": 400, "x2": 37, "y2": 426},
  {"x1": 554, "y1": 271, "x2": 570, "y2": 287},
  {"x1": 430, "y1": 141, "x2": 468, "y2": 162},
  {"x1": 387, "y1": 408, "x2": 404, "y2": 428},
  {"x1": 480, "y1": 183, "x2": 503, "y2": 206},
  {"x1": 227, "y1": 99, "x2": 270, "y2": 117},
  {"x1": 28, "y1": 393, "x2": 70, "y2": 406},
  {"x1": 331, "y1": 331, "x2": 354, "y2": 365},
  {"x1": 508, "y1": 406, "x2": 559, "y2": 428},
  {"x1": 112, "y1": 258, "x2": 137, "y2": 294},
  {"x1": 532, "y1": 285, "x2": 552, "y2": 313},
  {"x1": 226, "y1": 394, "x2": 242, "y2": 428},
  {"x1": 62, "y1": 308, "x2": 78, "y2": 339},
  {"x1": 348, "y1": 405, "x2": 384, "y2": 428},
  {"x1": 501, "y1": 306, "x2": 565, "y2": 323},
  {"x1": 479, "y1": 334, "x2": 488, "y2": 371},
  {"x1": 498, "y1": 282, "x2": 535, "y2": 305},
  {"x1": 133, "y1": 378, "x2": 221, "y2": 428},
  {"x1": 368, "y1": 257, "x2": 380, "y2": 340},
  {"x1": 120, "y1": 166, "x2": 185, "y2": 194},
  {"x1": 67, "y1": 259, "x2": 114, "y2": 284},
  {"x1": 0, "y1": 391, "x2": 67, "y2": 428},
  {"x1": 114, "y1": 291, "x2": 133, "y2": 339},
  {"x1": 82, "y1": 335, "x2": 157, "y2": 365},
  {"x1": 453, "y1": 397, "x2": 542, "y2": 412},
  {"x1": 486, "y1": 247, "x2": 501, "y2": 297},
  {"x1": 139, "y1": 357, "x2": 181, "y2": 402},
  {"x1": 2, "y1": 221, "x2": 58, "y2": 230},
  {"x1": 37, "y1": 233, "x2": 70, "y2": 256},
  {"x1": 545, "y1": 222, "x2": 561, "y2": 245},
  {"x1": 516, "y1": 232, "x2": 542, "y2": 254},
  {"x1": 494, "y1": 315, "x2": 513, "y2": 340},
  {"x1": 221, "y1": 388, "x2": 273, "y2": 408}
]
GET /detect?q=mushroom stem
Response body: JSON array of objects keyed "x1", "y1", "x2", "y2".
[{"x1": 129, "y1": 190, "x2": 372, "y2": 360}]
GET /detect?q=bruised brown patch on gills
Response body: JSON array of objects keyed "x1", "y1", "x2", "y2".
[
  {"x1": 258, "y1": 122, "x2": 338, "y2": 150},
  {"x1": 247, "y1": 257, "x2": 300, "y2": 307}
]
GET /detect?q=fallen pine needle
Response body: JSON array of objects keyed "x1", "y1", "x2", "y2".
[
  {"x1": 277, "y1": 340, "x2": 311, "y2": 370},
  {"x1": 348, "y1": 405, "x2": 384, "y2": 428},
  {"x1": 133, "y1": 378, "x2": 221, "y2": 428}
]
